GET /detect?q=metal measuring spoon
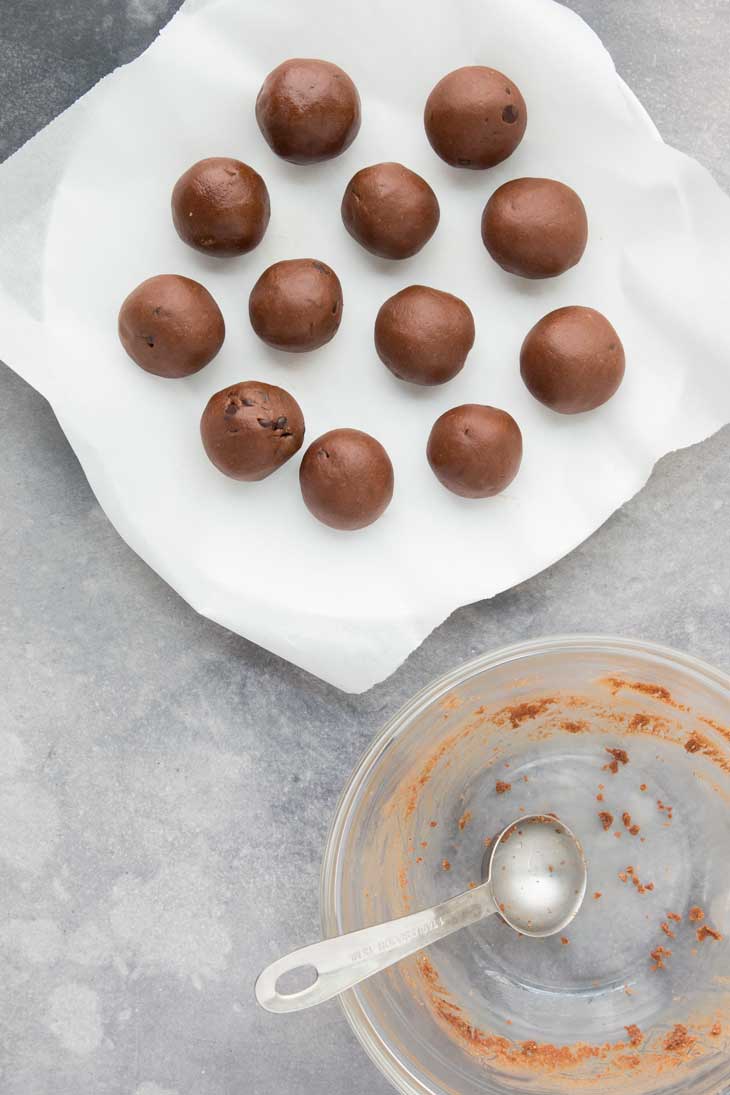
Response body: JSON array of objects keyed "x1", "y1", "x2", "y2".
[{"x1": 255, "y1": 814, "x2": 587, "y2": 1013}]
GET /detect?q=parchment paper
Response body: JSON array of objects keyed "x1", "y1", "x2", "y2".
[{"x1": 1, "y1": 0, "x2": 730, "y2": 692}]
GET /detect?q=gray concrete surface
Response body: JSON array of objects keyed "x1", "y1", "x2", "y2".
[{"x1": 1, "y1": 3, "x2": 729, "y2": 1093}]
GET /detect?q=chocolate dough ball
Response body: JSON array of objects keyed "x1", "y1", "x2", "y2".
[
  {"x1": 249, "y1": 259, "x2": 343, "y2": 352},
  {"x1": 424, "y1": 66, "x2": 527, "y2": 169},
  {"x1": 482, "y1": 178, "x2": 588, "y2": 279},
  {"x1": 520, "y1": 306, "x2": 625, "y2": 414},
  {"x1": 341, "y1": 163, "x2": 440, "y2": 260},
  {"x1": 256, "y1": 58, "x2": 361, "y2": 164},
  {"x1": 171, "y1": 157, "x2": 270, "y2": 257},
  {"x1": 118, "y1": 274, "x2": 225, "y2": 378},
  {"x1": 427, "y1": 405, "x2": 522, "y2": 498},
  {"x1": 299, "y1": 429, "x2": 394, "y2": 530},
  {"x1": 201, "y1": 381, "x2": 305, "y2": 481},
  {"x1": 375, "y1": 285, "x2": 475, "y2": 385}
]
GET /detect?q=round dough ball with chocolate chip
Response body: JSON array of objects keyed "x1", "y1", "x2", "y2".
[
  {"x1": 200, "y1": 381, "x2": 304, "y2": 481},
  {"x1": 299, "y1": 429, "x2": 394, "y2": 530},
  {"x1": 118, "y1": 274, "x2": 225, "y2": 378},
  {"x1": 341, "y1": 163, "x2": 440, "y2": 260},
  {"x1": 482, "y1": 178, "x2": 588, "y2": 279},
  {"x1": 427, "y1": 404, "x2": 522, "y2": 498},
  {"x1": 171, "y1": 157, "x2": 270, "y2": 257},
  {"x1": 424, "y1": 66, "x2": 527, "y2": 169},
  {"x1": 520, "y1": 306, "x2": 625, "y2": 414},
  {"x1": 256, "y1": 58, "x2": 361, "y2": 164},
  {"x1": 249, "y1": 259, "x2": 343, "y2": 352},
  {"x1": 375, "y1": 285, "x2": 475, "y2": 386}
]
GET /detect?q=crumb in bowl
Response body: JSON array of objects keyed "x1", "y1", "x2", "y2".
[
  {"x1": 664, "y1": 1025, "x2": 695, "y2": 1053},
  {"x1": 625, "y1": 1024, "x2": 643, "y2": 1046},
  {"x1": 604, "y1": 747, "x2": 630, "y2": 774},
  {"x1": 650, "y1": 945, "x2": 672, "y2": 970}
]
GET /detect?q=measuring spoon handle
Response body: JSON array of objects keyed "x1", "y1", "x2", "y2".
[{"x1": 255, "y1": 882, "x2": 496, "y2": 1013}]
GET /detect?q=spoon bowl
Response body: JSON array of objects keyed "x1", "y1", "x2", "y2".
[{"x1": 486, "y1": 814, "x2": 587, "y2": 937}]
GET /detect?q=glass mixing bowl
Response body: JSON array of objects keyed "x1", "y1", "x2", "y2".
[{"x1": 321, "y1": 636, "x2": 730, "y2": 1095}]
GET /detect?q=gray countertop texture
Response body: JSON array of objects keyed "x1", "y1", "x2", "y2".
[{"x1": 1, "y1": 2, "x2": 729, "y2": 1093}]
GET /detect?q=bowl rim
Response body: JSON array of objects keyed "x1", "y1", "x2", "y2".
[{"x1": 320, "y1": 633, "x2": 730, "y2": 1095}]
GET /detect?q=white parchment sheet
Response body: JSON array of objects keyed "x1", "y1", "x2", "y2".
[{"x1": 1, "y1": 0, "x2": 730, "y2": 691}]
